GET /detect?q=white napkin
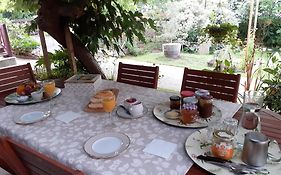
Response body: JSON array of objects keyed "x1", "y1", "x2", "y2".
[
  {"x1": 143, "y1": 139, "x2": 177, "y2": 159},
  {"x1": 55, "y1": 111, "x2": 81, "y2": 123}
]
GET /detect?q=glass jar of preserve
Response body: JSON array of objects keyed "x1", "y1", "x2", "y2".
[
  {"x1": 211, "y1": 130, "x2": 235, "y2": 160},
  {"x1": 169, "y1": 95, "x2": 181, "y2": 110},
  {"x1": 198, "y1": 95, "x2": 213, "y2": 118},
  {"x1": 180, "y1": 103, "x2": 198, "y2": 124},
  {"x1": 195, "y1": 89, "x2": 210, "y2": 99},
  {"x1": 183, "y1": 96, "x2": 198, "y2": 105}
]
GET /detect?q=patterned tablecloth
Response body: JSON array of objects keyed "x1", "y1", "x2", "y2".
[{"x1": 0, "y1": 80, "x2": 241, "y2": 175}]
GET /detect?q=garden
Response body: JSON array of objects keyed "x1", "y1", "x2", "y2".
[{"x1": 0, "y1": 0, "x2": 280, "y2": 114}]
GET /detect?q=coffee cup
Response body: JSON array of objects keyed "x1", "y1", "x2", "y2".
[
  {"x1": 124, "y1": 97, "x2": 138, "y2": 110},
  {"x1": 128, "y1": 102, "x2": 144, "y2": 117}
]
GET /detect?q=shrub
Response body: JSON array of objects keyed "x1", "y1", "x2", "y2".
[{"x1": 10, "y1": 34, "x2": 39, "y2": 55}]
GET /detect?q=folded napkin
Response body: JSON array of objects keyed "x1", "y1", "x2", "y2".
[
  {"x1": 143, "y1": 139, "x2": 177, "y2": 159},
  {"x1": 55, "y1": 111, "x2": 81, "y2": 123}
]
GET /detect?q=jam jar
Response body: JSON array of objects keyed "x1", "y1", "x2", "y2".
[
  {"x1": 198, "y1": 95, "x2": 213, "y2": 118},
  {"x1": 183, "y1": 96, "x2": 198, "y2": 105},
  {"x1": 169, "y1": 95, "x2": 181, "y2": 110},
  {"x1": 180, "y1": 103, "x2": 198, "y2": 124},
  {"x1": 195, "y1": 89, "x2": 210, "y2": 99},
  {"x1": 211, "y1": 130, "x2": 235, "y2": 160}
]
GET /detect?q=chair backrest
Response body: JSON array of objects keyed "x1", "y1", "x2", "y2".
[
  {"x1": 117, "y1": 62, "x2": 159, "y2": 89},
  {"x1": 181, "y1": 68, "x2": 241, "y2": 102},
  {"x1": 0, "y1": 63, "x2": 36, "y2": 94},
  {"x1": 0, "y1": 137, "x2": 84, "y2": 175}
]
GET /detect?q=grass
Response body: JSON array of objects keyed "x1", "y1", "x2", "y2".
[{"x1": 123, "y1": 52, "x2": 214, "y2": 70}]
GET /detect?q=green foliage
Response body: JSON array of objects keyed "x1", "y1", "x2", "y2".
[
  {"x1": 213, "y1": 59, "x2": 235, "y2": 74},
  {"x1": 262, "y1": 52, "x2": 281, "y2": 114},
  {"x1": 35, "y1": 47, "x2": 87, "y2": 80},
  {"x1": 204, "y1": 23, "x2": 238, "y2": 45},
  {"x1": 10, "y1": 34, "x2": 39, "y2": 55}
]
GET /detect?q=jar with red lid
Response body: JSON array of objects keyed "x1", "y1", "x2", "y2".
[
  {"x1": 180, "y1": 103, "x2": 198, "y2": 124},
  {"x1": 198, "y1": 95, "x2": 213, "y2": 118}
]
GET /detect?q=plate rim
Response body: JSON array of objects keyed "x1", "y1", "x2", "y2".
[
  {"x1": 153, "y1": 102, "x2": 222, "y2": 128},
  {"x1": 5, "y1": 87, "x2": 61, "y2": 105},
  {"x1": 84, "y1": 132, "x2": 130, "y2": 159},
  {"x1": 13, "y1": 111, "x2": 48, "y2": 125},
  {"x1": 116, "y1": 104, "x2": 148, "y2": 119},
  {"x1": 185, "y1": 128, "x2": 281, "y2": 175}
]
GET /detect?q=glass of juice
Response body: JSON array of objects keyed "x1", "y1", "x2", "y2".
[
  {"x1": 102, "y1": 93, "x2": 116, "y2": 127},
  {"x1": 43, "y1": 80, "x2": 56, "y2": 97}
]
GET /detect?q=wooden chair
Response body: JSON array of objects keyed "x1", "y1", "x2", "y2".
[
  {"x1": 0, "y1": 63, "x2": 36, "y2": 107},
  {"x1": 117, "y1": 62, "x2": 159, "y2": 89},
  {"x1": 0, "y1": 137, "x2": 84, "y2": 175},
  {"x1": 181, "y1": 68, "x2": 241, "y2": 102}
]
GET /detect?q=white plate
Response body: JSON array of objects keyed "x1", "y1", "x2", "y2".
[
  {"x1": 84, "y1": 132, "x2": 130, "y2": 159},
  {"x1": 5, "y1": 87, "x2": 61, "y2": 105},
  {"x1": 153, "y1": 102, "x2": 222, "y2": 128},
  {"x1": 13, "y1": 111, "x2": 50, "y2": 125},
  {"x1": 116, "y1": 105, "x2": 148, "y2": 119},
  {"x1": 185, "y1": 128, "x2": 281, "y2": 175}
]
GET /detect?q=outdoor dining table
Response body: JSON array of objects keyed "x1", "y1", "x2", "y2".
[{"x1": 0, "y1": 79, "x2": 280, "y2": 175}]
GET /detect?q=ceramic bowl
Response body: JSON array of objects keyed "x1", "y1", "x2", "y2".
[
  {"x1": 31, "y1": 91, "x2": 43, "y2": 101},
  {"x1": 17, "y1": 95, "x2": 29, "y2": 102}
]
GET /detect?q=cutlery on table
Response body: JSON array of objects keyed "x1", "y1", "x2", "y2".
[{"x1": 197, "y1": 155, "x2": 269, "y2": 175}]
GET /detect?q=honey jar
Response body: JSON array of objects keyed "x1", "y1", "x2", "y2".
[
  {"x1": 198, "y1": 95, "x2": 213, "y2": 118},
  {"x1": 211, "y1": 130, "x2": 234, "y2": 160}
]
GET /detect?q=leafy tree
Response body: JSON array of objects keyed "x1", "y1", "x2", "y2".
[{"x1": 11, "y1": 0, "x2": 155, "y2": 78}]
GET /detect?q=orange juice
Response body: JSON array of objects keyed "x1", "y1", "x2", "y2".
[
  {"x1": 44, "y1": 80, "x2": 55, "y2": 97},
  {"x1": 102, "y1": 96, "x2": 116, "y2": 112}
]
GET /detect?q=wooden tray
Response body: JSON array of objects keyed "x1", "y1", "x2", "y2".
[{"x1": 84, "y1": 88, "x2": 119, "y2": 113}]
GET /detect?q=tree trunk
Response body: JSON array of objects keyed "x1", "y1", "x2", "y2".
[{"x1": 37, "y1": 0, "x2": 106, "y2": 79}]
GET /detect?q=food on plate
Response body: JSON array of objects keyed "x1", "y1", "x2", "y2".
[
  {"x1": 165, "y1": 110, "x2": 180, "y2": 119},
  {"x1": 16, "y1": 81, "x2": 41, "y2": 96}
]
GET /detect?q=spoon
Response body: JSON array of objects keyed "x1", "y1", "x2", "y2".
[{"x1": 118, "y1": 105, "x2": 130, "y2": 115}]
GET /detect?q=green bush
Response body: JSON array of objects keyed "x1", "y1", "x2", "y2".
[
  {"x1": 10, "y1": 34, "x2": 39, "y2": 55},
  {"x1": 35, "y1": 47, "x2": 87, "y2": 80}
]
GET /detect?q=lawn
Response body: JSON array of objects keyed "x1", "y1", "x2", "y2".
[{"x1": 123, "y1": 52, "x2": 214, "y2": 70}]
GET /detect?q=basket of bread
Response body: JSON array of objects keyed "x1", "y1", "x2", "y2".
[{"x1": 84, "y1": 88, "x2": 119, "y2": 112}]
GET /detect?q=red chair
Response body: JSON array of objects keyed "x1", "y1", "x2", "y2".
[
  {"x1": 117, "y1": 62, "x2": 159, "y2": 89},
  {"x1": 0, "y1": 63, "x2": 36, "y2": 107},
  {"x1": 0, "y1": 137, "x2": 84, "y2": 175},
  {"x1": 181, "y1": 68, "x2": 241, "y2": 102}
]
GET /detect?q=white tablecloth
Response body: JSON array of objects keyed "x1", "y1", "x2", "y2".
[{"x1": 0, "y1": 80, "x2": 241, "y2": 175}]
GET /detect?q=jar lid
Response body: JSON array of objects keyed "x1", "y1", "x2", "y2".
[
  {"x1": 183, "y1": 96, "x2": 198, "y2": 104},
  {"x1": 169, "y1": 95, "x2": 180, "y2": 101},
  {"x1": 182, "y1": 103, "x2": 197, "y2": 110},
  {"x1": 213, "y1": 130, "x2": 234, "y2": 141},
  {"x1": 195, "y1": 89, "x2": 210, "y2": 97},
  {"x1": 180, "y1": 90, "x2": 195, "y2": 97},
  {"x1": 201, "y1": 95, "x2": 213, "y2": 100}
]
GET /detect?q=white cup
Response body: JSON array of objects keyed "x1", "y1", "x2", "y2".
[
  {"x1": 128, "y1": 102, "x2": 144, "y2": 117},
  {"x1": 124, "y1": 97, "x2": 138, "y2": 110},
  {"x1": 31, "y1": 90, "x2": 43, "y2": 101}
]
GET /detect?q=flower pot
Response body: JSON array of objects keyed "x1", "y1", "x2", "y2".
[{"x1": 162, "y1": 43, "x2": 181, "y2": 59}]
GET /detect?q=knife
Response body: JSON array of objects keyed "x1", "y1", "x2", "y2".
[{"x1": 197, "y1": 155, "x2": 269, "y2": 174}]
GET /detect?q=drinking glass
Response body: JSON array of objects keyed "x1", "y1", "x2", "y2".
[
  {"x1": 43, "y1": 80, "x2": 56, "y2": 97},
  {"x1": 102, "y1": 93, "x2": 116, "y2": 127},
  {"x1": 239, "y1": 91, "x2": 264, "y2": 132}
]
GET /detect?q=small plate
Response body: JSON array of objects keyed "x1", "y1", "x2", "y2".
[
  {"x1": 116, "y1": 105, "x2": 148, "y2": 119},
  {"x1": 5, "y1": 88, "x2": 61, "y2": 105},
  {"x1": 13, "y1": 111, "x2": 50, "y2": 125},
  {"x1": 84, "y1": 132, "x2": 130, "y2": 159}
]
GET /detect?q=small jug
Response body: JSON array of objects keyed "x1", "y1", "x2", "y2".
[
  {"x1": 128, "y1": 102, "x2": 144, "y2": 117},
  {"x1": 242, "y1": 132, "x2": 269, "y2": 167}
]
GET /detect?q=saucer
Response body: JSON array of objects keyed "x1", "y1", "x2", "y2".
[{"x1": 116, "y1": 105, "x2": 148, "y2": 119}]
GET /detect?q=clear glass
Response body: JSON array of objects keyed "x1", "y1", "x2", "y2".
[
  {"x1": 43, "y1": 79, "x2": 56, "y2": 97},
  {"x1": 239, "y1": 91, "x2": 264, "y2": 132},
  {"x1": 102, "y1": 93, "x2": 116, "y2": 127}
]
